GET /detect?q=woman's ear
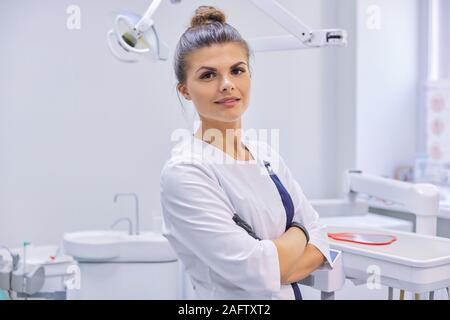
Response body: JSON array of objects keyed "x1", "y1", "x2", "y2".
[{"x1": 177, "y1": 83, "x2": 191, "y2": 101}]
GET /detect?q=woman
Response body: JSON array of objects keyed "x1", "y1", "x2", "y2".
[{"x1": 160, "y1": 6, "x2": 332, "y2": 300}]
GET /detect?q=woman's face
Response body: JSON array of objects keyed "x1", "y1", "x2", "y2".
[{"x1": 178, "y1": 42, "x2": 251, "y2": 125}]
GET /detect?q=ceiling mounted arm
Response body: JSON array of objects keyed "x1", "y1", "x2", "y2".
[
  {"x1": 248, "y1": 0, "x2": 347, "y2": 52},
  {"x1": 106, "y1": 0, "x2": 347, "y2": 62}
]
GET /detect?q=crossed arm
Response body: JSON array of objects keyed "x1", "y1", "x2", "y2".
[
  {"x1": 272, "y1": 226, "x2": 326, "y2": 285},
  {"x1": 234, "y1": 213, "x2": 327, "y2": 285}
]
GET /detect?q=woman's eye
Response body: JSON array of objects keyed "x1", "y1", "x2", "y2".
[
  {"x1": 232, "y1": 68, "x2": 246, "y2": 75},
  {"x1": 200, "y1": 72, "x2": 215, "y2": 80}
]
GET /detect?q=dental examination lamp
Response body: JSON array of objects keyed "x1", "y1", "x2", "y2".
[
  {"x1": 107, "y1": 0, "x2": 347, "y2": 63},
  {"x1": 107, "y1": 0, "x2": 179, "y2": 63}
]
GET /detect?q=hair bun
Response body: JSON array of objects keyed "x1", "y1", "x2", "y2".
[{"x1": 190, "y1": 6, "x2": 226, "y2": 27}]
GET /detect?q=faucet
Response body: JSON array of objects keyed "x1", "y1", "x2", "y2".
[
  {"x1": 113, "y1": 193, "x2": 140, "y2": 236},
  {"x1": 110, "y1": 217, "x2": 133, "y2": 235}
]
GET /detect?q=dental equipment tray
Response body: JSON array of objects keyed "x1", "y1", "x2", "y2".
[{"x1": 327, "y1": 226, "x2": 450, "y2": 293}]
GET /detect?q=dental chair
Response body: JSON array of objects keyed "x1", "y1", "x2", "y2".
[{"x1": 311, "y1": 170, "x2": 450, "y2": 300}]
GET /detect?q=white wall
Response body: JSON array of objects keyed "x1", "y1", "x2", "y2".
[
  {"x1": 0, "y1": 0, "x2": 342, "y2": 247},
  {"x1": 336, "y1": 0, "x2": 420, "y2": 193}
]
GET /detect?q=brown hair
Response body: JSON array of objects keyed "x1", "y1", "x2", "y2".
[{"x1": 173, "y1": 6, "x2": 252, "y2": 85}]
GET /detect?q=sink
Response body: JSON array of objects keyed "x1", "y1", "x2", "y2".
[
  {"x1": 63, "y1": 231, "x2": 177, "y2": 262},
  {"x1": 63, "y1": 231, "x2": 124, "y2": 261}
]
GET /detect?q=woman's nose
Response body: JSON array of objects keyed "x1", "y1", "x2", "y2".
[{"x1": 220, "y1": 76, "x2": 235, "y2": 92}]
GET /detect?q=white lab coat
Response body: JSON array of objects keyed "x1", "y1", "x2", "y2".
[{"x1": 160, "y1": 135, "x2": 332, "y2": 300}]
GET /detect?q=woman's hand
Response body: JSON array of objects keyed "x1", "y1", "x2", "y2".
[
  {"x1": 272, "y1": 227, "x2": 308, "y2": 284},
  {"x1": 232, "y1": 213, "x2": 318, "y2": 285}
]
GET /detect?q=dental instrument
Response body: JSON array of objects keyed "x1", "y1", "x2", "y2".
[
  {"x1": 0, "y1": 245, "x2": 20, "y2": 299},
  {"x1": 0, "y1": 245, "x2": 20, "y2": 272},
  {"x1": 0, "y1": 245, "x2": 77, "y2": 299},
  {"x1": 21, "y1": 242, "x2": 31, "y2": 298},
  {"x1": 106, "y1": 0, "x2": 347, "y2": 63}
]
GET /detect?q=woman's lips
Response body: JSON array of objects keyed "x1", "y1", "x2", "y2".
[{"x1": 215, "y1": 99, "x2": 240, "y2": 108}]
